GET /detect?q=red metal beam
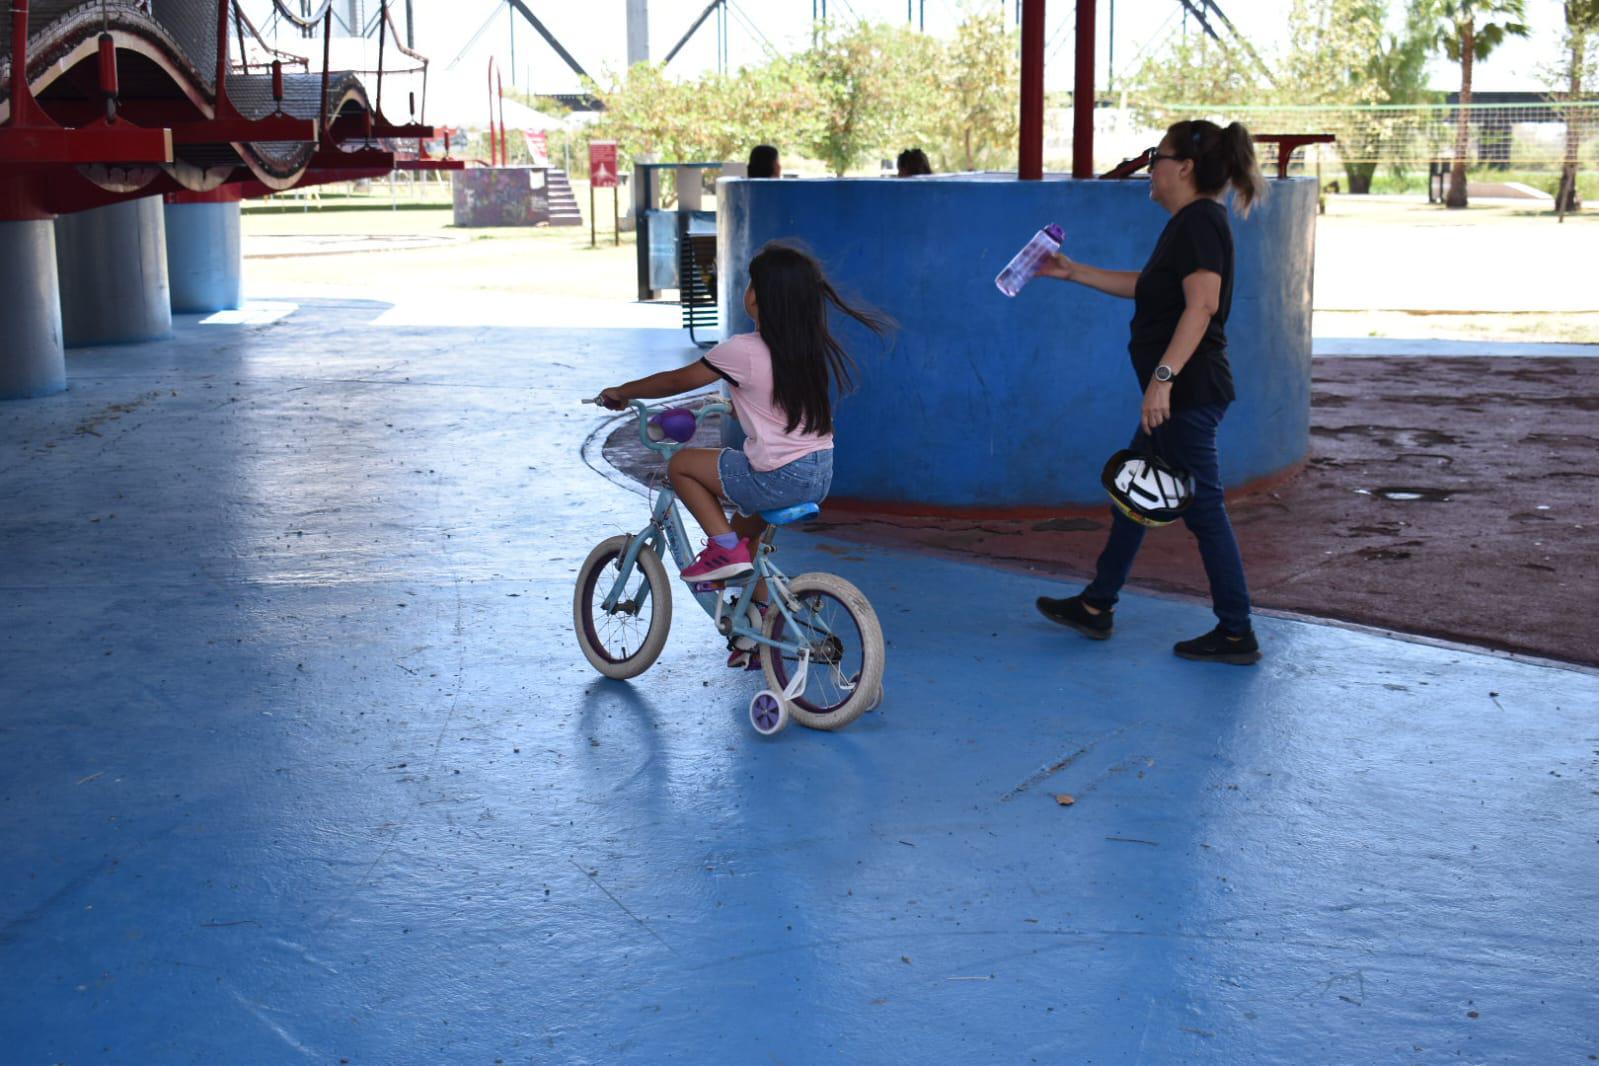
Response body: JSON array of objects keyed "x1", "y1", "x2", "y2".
[
  {"x1": 0, "y1": 124, "x2": 172, "y2": 165},
  {"x1": 169, "y1": 116, "x2": 319, "y2": 144},
  {"x1": 165, "y1": 185, "x2": 244, "y2": 205},
  {"x1": 393, "y1": 159, "x2": 464, "y2": 171},
  {"x1": 1072, "y1": 0, "x2": 1096, "y2": 179},
  {"x1": 6, "y1": 0, "x2": 51, "y2": 129},
  {"x1": 1019, "y1": 0, "x2": 1045, "y2": 180},
  {"x1": 326, "y1": 114, "x2": 437, "y2": 142}
]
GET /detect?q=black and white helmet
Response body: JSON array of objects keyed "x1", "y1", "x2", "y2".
[{"x1": 1100, "y1": 449, "x2": 1195, "y2": 527}]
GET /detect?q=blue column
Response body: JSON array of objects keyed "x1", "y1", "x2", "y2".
[
  {"x1": 54, "y1": 196, "x2": 172, "y2": 348},
  {"x1": 718, "y1": 176, "x2": 1318, "y2": 511},
  {"x1": 0, "y1": 219, "x2": 67, "y2": 400},
  {"x1": 165, "y1": 200, "x2": 243, "y2": 313}
]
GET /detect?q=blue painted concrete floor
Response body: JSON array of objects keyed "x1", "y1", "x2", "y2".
[{"x1": 3, "y1": 300, "x2": 1596, "y2": 1065}]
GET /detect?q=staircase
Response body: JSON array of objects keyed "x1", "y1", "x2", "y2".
[{"x1": 545, "y1": 169, "x2": 583, "y2": 227}]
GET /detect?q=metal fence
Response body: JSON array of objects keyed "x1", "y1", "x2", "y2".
[{"x1": 1137, "y1": 102, "x2": 1599, "y2": 170}]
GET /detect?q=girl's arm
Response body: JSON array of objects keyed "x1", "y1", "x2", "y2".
[
  {"x1": 1037, "y1": 253, "x2": 1139, "y2": 300},
  {"x1": 1141, "y1": 269, "x2": 1222, "y2": 434},
  {"x1": 601, "y1": 360, "x2": 720, "y2": 409}
]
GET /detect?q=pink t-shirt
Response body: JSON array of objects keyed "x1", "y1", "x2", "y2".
[{"x1": 703, "y1": 332, "x2": 835, "y2": 472}]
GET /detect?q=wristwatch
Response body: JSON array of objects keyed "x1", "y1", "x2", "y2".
[{"x1": 1153, "y1": 364, "x2": 1178, "y2": 383}]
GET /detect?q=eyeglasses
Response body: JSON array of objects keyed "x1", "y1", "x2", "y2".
[{"x1": 1146, "y1": 147, "x2": 1182, "y2": 165}]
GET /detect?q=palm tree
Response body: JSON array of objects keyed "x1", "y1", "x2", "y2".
[
  {"x1": 1557, "y1": 0, "x2": 1599, "y2": 217},
  {"x1": 1424, "y1": 0, "x2": 1530, "y2": 207}
]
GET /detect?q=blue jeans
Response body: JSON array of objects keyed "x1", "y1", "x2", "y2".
[{"x1": 1082, "y1": 404, "x2": 1253, "y2": 634}]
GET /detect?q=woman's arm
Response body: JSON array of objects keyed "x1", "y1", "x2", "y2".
[
  {"x1": 601, "y1": 359, "x2": 720, "y2": 409},
  {"x1": 1037, "y1": 253, "x2": 1139, "y2": 300},
  {"x1": 1141, "y1": 269, "x2": 1222, "y2": 434}
]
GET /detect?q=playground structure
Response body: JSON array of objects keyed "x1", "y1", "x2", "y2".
[
  {"x1": 0, "y1": 0, "x2": 458, "y2": 400},
  {"x1": 448, "y1": 53, "x2": 582, "y2": 229}
]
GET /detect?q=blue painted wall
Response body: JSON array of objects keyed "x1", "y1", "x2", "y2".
[{"x1": 718, "y1": 176, "x2": 1317, "y2": 510}]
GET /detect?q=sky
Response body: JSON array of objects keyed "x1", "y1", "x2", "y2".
[{"x1": 392, "y1": 0, "x2": 1573, "y2": 122}]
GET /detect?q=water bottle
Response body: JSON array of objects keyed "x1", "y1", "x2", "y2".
[{"x1": 995, "y1": 223, "x2": 1066, "y2": 297}]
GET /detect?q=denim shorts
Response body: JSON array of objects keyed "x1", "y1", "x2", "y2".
[{"x1": 718, "y1": 448, "x2": 833, "y2": 517}]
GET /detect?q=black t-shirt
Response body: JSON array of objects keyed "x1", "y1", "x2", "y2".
[{"x1": 1128, "y1": 198, "x2": 1236, "y2": 409}]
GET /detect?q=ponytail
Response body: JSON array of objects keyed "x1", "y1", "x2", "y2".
[
  {"x1": 1220, "y1": 122, "x2": 1267, "y2": 217},
  {"x1": 1164, "y1": 119, "x2": 1268, "y2": 217}
]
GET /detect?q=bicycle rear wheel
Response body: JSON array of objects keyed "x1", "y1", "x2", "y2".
[{"x1": 760, "y1": 572, "x2": 884, "y2": 731}]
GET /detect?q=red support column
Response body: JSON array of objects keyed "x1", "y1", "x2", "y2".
[
  {"x1": 1018, "y1": 0, "x2": 1045, "y2": 180},
  {"x1": 1072, "y1": 0, "x2": 1096, "y2": 179},
  {"x1": 486, "y1": 57, "x2": 499, "y2": 166},
  {"x1": 214, "y1": 0, "x2": 231, "y2": 109}
]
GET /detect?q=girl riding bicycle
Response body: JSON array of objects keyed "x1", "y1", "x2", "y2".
[{"x1": 599, "y1": 243, "x2": 890, "y2": 586}]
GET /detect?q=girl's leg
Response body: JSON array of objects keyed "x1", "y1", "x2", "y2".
[
  {"x1": 668, "y1": 448, "x2": 733, "y2": 538},
  {"x1": 730, "y1": 511, "x2": 771, "y2": 602}
]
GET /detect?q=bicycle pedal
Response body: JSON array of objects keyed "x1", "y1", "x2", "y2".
[{"x1": 691, "y1": 580, "x2": 725, "y2": 593}]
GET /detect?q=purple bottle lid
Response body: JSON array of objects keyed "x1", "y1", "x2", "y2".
[{"x1": 1044, "y1": 223, "x2": 1064, "y2": 242}]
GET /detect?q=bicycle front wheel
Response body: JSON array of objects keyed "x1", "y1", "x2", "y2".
[
  {"x1": 760, "y1": 572, "x2": 884, "y2": 731},
  {"x1": 574, "y1": 535, "x2": 673, "y2": 679}
]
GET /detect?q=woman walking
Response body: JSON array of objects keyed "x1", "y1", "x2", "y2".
[{"x1": 1035, "y1": 120, "x2": 1268, "y2": 665}]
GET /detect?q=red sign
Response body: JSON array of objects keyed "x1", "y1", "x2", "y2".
[
  {"x1": 524, "y1": 130, "x2": 550, "y2": 167},
  {"x1": 589, "y1": 141, "x2": 619, "y2": 188}
]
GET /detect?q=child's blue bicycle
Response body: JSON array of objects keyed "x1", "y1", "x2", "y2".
[{"x1": 574, "y1": 399, "x2": 885, "y2": 735}]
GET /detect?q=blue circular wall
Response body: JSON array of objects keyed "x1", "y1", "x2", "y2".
[{"x1": 717, "y1": 176, "x2": 1317, "y2": 511}]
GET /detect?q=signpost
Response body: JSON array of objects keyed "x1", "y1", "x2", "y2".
[
  {"x1": 588, "y1": 141, "x2": 619, "y2": 248},
  {"x1": 525, "y1": 130, "x2": 549, "y2": 167}
]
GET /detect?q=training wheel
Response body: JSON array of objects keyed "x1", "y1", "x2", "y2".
[
  {"x1": 749, "y1": 690, "x2": 789, "y2": 736},
  {"x1": 868, "y1": 685, "x2": 884, "y2": 712}
]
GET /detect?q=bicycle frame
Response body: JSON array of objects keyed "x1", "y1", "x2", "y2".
[{"x1": 595, "y1": 400, "x2": 835, "y2": 659}]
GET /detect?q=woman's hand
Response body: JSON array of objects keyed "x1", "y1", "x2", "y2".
[
  {"x1": 1035, "y1": 252, "x2": 1076, "y2": 282},
  {"x1": 1141, "y1": 380, "x2": 1172, "y2": 435},
  {"x1": 598, "y1": 387, "x2": 628, "y2": 410}
]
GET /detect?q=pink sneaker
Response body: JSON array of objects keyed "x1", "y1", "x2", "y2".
[{"x1": 681, "y1": 538, "x2": 754, "y2": 582}]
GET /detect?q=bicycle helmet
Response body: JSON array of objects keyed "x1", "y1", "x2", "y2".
[{"x1": 1101, "y1": 449, "x2": 1195, "y2": 527}]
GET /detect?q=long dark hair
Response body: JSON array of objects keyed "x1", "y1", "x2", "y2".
[
  {"x1": 1164, "y1": 119, "x2": 1267, "y2": 217},
  {"x1": 748, "y1": 243, "x2": 892, "y2": 437}
]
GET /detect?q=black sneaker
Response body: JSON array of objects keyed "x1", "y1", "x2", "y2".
[
  {"x1": 1035, "y1": 595, "x2": 1113, "y2": 640},
  {"x1": 1174, "y1": 626, "x2": 1262, "y2": 665}
]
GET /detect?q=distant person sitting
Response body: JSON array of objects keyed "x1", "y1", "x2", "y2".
[
  {"x1": 896, "y1": 148, "x2": 932, "y2": 177},
  {"x1": 748, "y1": 144, "x2": 781, "y2": 179}
]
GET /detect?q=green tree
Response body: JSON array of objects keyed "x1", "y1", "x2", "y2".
[
  {"x1": 1421, "y1": 0, "x2": 1531, "y2": 207},
  {"x1": 1555, "y1": 0, "x2": 1599, "y2": 215},
  {"x1": 1122, "y1": 34, "x2": 1268, "y2": 131},
  {"x1": 801, "y1": 20, "x2": 942, "y2": 175},
  {"x1": 1368, "y1": 1, "x2": 1444, "y2": 183},
  {"x1": 935, "y1": 8, "x2": 1019, "y2": 172},
  {"x1": 1277, "y1": 0, "x2": 1390, "y2": 192}
]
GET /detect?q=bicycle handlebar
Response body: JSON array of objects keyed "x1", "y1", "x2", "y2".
[{"x1": 583, "y1": 396, "x2": 731, "y2": 454}]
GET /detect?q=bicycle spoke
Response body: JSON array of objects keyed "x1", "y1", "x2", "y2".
[
  {"x1": 589, "y1": 556, "x2": 654, "y2": 662},
  {"x1": 772, "y1": 586, "x2": 866, "y2": 715}
]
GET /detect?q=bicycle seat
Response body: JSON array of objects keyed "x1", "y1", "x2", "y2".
[{"x1": 760, "y1": 502, "x2": 821, "y2": 526}]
